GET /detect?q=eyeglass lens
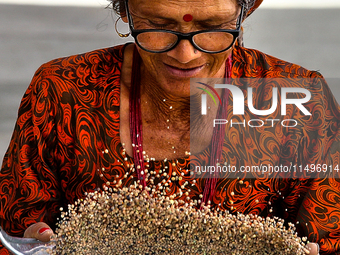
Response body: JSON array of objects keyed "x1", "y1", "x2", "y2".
[
  {"x1": 136, "y1": 31, "x2": 235, "y2": 53},
  {"x1": 136, "y1": 32, "x2": 178, "y2": 52}
]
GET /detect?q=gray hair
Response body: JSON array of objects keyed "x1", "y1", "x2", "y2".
[{"x1": 238, "y1": 0, "x2": 257, "y2": 14}]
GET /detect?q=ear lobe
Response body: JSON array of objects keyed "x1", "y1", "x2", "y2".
[{"x1": 121, "y1": 16, "x2": 128, "y2": 23}]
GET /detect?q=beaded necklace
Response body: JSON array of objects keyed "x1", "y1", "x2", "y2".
[{"x1": 129, "y1": 46, "x2": 231, "y2": 205}]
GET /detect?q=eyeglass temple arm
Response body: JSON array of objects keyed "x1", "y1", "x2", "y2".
[
  {"x1": 124, "y1": 0, "x2": 135, "y2": 31},
  {"x1": 237, "y1": 5, "x2": 245, "y2": 28}
]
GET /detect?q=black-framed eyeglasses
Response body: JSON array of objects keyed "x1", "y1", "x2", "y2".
[{"x1": 125, "y1": 0, "x2": 244, "y2": 54}]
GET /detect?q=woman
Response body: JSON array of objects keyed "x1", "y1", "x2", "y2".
[{"x1": 0, "y1": 0, "x2": 339, "y2": 254}]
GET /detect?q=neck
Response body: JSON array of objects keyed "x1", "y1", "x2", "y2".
[
  {"x1": 139, "y1": 71, "x2": 220, "y2": 158},
  {"x1": 141, "y1": 78, "x2": 191, "y2": 130}
]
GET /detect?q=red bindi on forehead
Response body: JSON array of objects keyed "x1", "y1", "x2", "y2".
[{"x1": 183, "y1": 14, "x2": 193, "y2": 22}]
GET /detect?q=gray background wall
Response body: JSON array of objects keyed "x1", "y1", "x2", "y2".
[{"x1": 0, "y1": 4, "x2": 339, "y2": 160}]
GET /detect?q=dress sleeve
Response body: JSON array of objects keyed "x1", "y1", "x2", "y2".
[
  {"x1": 284, "y1": 73, "x2": 340, "y2": 254},
  {"x1": 0, "y1": 65, "x2": 63, "y2": 253}
]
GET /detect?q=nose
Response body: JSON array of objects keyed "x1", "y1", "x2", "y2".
[{"x1": 166, "y1": 39, "x2": 201, "y2": 64}]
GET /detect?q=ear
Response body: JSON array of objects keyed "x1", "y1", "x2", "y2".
[{"x1": 121, "y1": 15, "x2": 128, "y2": 23}]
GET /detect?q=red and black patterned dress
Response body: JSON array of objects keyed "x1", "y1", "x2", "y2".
[{"x1": 0, "y1": 44, "x2": 339, "y2": 254}]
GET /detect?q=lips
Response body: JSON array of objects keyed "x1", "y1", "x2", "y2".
[{"x1": 164, "y1": 63, "x2": 205, "y2": 78}]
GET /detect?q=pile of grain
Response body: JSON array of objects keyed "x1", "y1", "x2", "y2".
[{"x1": 50, "y1": 184, "x2": 309, "y2": 255}]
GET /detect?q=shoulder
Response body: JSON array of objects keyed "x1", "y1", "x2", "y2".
[
  {"x1": 232, "y1": 46, "x2": 340, "y2": 130},
  {"x1": 21, "y1": 44, "x2": 129, "y2": 115},
  {"x1": 42, "y1": 44, "x2": 125, "y2": 71},
  {"x1": 232, "y1": 46, "x2": 321, "y2": 79},
  {"x1": 33, "y1": 44, "x2": 127, "y2": 89},
  {"x1": 26, "y1": 44, "x2": 129, "y2": 101}
]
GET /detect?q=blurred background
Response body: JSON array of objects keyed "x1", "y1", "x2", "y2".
[{"x1": 0, "y1": 0, "x2": 339, "y2": 160}]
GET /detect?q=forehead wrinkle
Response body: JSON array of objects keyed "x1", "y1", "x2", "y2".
[{"x1": 130, "y1": 0, "x2": 239, "y2": 22}]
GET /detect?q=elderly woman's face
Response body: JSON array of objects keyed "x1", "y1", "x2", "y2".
[{"x1": 127, "y1": 0, "x2": 240, "y2": 96}]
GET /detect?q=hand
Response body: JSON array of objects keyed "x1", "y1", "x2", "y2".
[
  {"x1": 23, "y1": 222, "x2": 54, "y2": 242},
  {"x1": 306, "y1": 242, "x2": 320, "y2": 255}
]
